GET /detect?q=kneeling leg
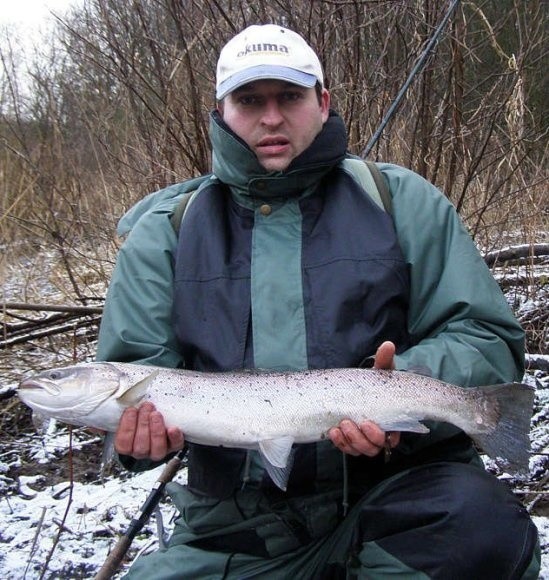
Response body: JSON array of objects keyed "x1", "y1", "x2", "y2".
[{"x1": 349, "y1": 462, "x2": 539, "y2": 579}]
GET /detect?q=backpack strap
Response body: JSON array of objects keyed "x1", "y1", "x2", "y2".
[
  {"x1": 169, "y1": 175, "x2": 215, "y2": 232},
  {"x1": 366, "y1": 161, "x2": 392, "y2": 215},
  {"x1": 340, "y1": 158, "x2": 392, "y2": 214},
  {"x1": 170, "y1": 191, "x2": 195, "y2": 232}
]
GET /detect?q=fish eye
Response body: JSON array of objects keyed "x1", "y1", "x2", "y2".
[{"x1": 47, "y1": 369, "x2": 65, "y2": 380}]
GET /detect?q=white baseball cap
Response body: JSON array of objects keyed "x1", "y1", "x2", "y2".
[{"x1": 216, "y1": 25, "x2": 324, "y2": 100}]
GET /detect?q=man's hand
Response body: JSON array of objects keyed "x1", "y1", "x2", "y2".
[
  {"x1": 328, "y1": 341, "x2": 401, "y2": 457},
  {"x1": 114, "y1": 402, "x2": 185, "y2": 462}
]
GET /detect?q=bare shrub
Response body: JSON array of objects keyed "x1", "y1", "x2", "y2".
[{"x1": 0, "y1": 0, "x2": 547, "y2": 301}]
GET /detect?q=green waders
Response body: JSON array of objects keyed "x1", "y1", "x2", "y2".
[{"x1": 123, "y1": 462, "x2": 540, "y2": 579}]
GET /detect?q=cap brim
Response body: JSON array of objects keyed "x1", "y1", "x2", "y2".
[{"x1": 216, "y1": 65, "x2": 318, "y2": 100}]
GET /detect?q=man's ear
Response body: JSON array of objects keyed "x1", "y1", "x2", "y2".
[{"x1": 321, "y1": 89, "x2": 330, "y2": 123}]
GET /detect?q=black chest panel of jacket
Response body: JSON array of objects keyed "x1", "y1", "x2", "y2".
[{"x1": 172, "y1": 168, "x2": 412, "y2": 497}]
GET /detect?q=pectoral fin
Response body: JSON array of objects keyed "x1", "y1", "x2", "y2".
[
  {"x1": 32, "y1": 411, "x2": 52, "y2": 434},
  {"x1": 100, "y1": 431, "x2": 116, "y2": 477},
  {"x1": 115, "y1": 371, "x2": 159, "y2": 406}
]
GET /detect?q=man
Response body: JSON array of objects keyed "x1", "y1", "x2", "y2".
[{"x1": 97, "y1": 24, "x2": 540, "y2": 578}]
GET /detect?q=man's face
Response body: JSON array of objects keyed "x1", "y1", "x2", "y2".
[{"x1": 219, "y1": 80, "x2": 330, "y2": 172}]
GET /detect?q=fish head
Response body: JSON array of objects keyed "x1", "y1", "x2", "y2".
[{"x1": 18, "y1": 362, "x2": 122, "y2": 428}]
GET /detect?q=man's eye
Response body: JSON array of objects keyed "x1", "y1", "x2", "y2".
[
  {"x1": 239, "y1": 95, "x2": 260, "y2": 106},
  {"x1": 281, "y1": 92, "x2": 302, "y2": 102}
]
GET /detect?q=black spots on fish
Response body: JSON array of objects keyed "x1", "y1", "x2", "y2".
[
  {"x1": 264, "y1": 399, "x2": 273, "y2": 407},
  {"x1": 320, "y1": 376, "x2": 332, "y2": 392},
  {"x1": 306, "y1": 376, "x2": 330, "y2": 392},
  {"x1": 375, "y1": 373, "x2": 390, "y2": 386}
]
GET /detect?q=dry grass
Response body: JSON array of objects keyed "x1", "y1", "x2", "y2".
[{"x1": 0, "y1": 0, "x2": 546, "y2": 297}]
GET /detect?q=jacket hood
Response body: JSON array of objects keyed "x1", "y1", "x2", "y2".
[{"x1": 209, "y1": 109, "x2": 348, "y2": 199}]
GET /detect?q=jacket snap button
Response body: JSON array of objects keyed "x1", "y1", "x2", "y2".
[{"x1": 259, "y1": 204, "x2": 272, "y2": 216}]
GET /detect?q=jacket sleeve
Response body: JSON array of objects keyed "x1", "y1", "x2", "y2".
[
  {"x1": 380, "y1": 164, "x2": 525, "y2": 387},
  {"x1": 95, "y1": 207, "x2": 184, "y2": 369},
  {"x1": 95, "y1": 203, "x2": 185, "y2": 472}
]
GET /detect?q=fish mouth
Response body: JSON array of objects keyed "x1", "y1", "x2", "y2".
[{"x1": 19, "y1": 379, "x2": 60, "y2": 396}]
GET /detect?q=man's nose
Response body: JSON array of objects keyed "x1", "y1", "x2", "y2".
[{"x1": 260, "y1": 99, "x2": 284, "y2": 126}]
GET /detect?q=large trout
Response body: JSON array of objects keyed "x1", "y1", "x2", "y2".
[{"x1": 18, "y1": 362, "x2": 534, "y2": 488}]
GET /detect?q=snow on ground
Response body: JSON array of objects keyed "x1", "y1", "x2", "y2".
[
  {"x1": 537, "y1": 518, "x2": 549, "y2": 580},
  {"x1": 0, "y1": 448, "x2": 185, "y2": 578}
]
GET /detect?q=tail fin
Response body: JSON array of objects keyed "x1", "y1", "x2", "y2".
[{"x1": 472, "y1": 382, "x2": 535, "y2": 474}]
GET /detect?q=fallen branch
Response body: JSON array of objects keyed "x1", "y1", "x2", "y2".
[
  {"x1": 526, "y1": 354, "x2": 549, "y2": 373},
  {"x1": 25, "y1": 507, "x2": 47, "y2": 578},
  {"x1": 2, "y1": 302, "x2": 103, "y2": 314},
  {"x1": 495, "y1": 274, "x2": 548, "y2": 289},
  {"x1": 1, "y1": 315, "x2": 101, "y2": 348},
  {"x1": 4, "y1": 312, "x2": 74, "y2": 338},
  {"x1": 484, "y1": 243, "x2": 549, "y2": 267}
]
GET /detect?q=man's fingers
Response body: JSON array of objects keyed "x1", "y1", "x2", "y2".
[
  {"x1": 329, "y1": 420, "x2": 381, "y2": 457},
  {"x1": 373, "y1": 341, "x2": 396, "y2": 370},
  {"x1": 114, "y1": 407, "x2": 139, "y2": 456},
  {"x1": 149, "y1": 410, "x2": 169, "y2": 461},
  {"x1": 167, "y1": 427, "x2": 185, "y2": 453},
  {"x1": 329, "y1": 420, "x2": 400, "y2": 458},
  {"x1": 342, "y1": 420, "x2": 385, "y2": 456},
  {"x1": 358, "y1": 420, "x2": 386, "y2": 448},
  {"x1": 148, "y1": 412, "x2": 185, "y2": 460},
  {"x1": 114, "y1": 402, "x2": 184, "y2": 462},
  {"x1": 328, "y1": 425, "x2": 361, "y2": 456},
  {"x1": 131, "y1": 403, "x2": 155, "y2": 459}
]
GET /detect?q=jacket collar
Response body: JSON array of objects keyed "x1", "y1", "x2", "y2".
[{"x1": 209, "y1": 109, "x2": 348, "y2": 199}]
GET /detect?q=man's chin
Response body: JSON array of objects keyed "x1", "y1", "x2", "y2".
[{"x1": 258, "y1": 158, "x2": 292, "y2": 173}]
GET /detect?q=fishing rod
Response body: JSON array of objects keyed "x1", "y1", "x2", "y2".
[
  {"x1": 362, "y1": 0, "x2": 461, "y2": 158},
  {"x1": 94, "y1": 447, "x2": 188, "y2": 580}
]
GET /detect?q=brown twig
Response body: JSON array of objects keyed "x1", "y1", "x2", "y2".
[{"x1": 39, "y1": 428, "x2": 75, "y2": 580}]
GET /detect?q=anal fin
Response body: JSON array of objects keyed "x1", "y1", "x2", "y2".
[{"x1": 258, "y1": 436, "x2": 295, "y2": 491}]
